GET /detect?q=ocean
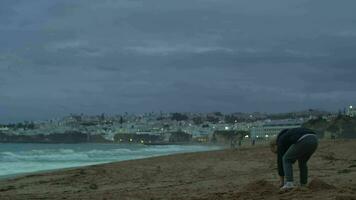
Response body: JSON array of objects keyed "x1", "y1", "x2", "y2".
[{"x1": 0, "y1": 143, "x2": 222, "y2": 178}]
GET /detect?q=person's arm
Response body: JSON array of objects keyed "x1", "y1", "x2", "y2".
[
  {"x1": 277, "y1": 145, "x2": 285, "y2": 177},
  {"x1": 276, "y1": 130, "x2": 288, "y2": 187},
  {"x1": 277, "y1": 147, "x2": 285, "y2": 187}
]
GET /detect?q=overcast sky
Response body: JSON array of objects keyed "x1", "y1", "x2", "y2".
[{"x1": 1, "y1": 0, "x2": 356, "y2": 122}]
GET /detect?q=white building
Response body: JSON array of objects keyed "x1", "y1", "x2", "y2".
[
  {"x1": 251, "y1": 119, "x2": 303, "y2": 139},
  {"x1": 346, "y1": 105, "x2": 356, "y2": 117},
  {"x1": 0, "y1": 127, "x2": 9, "y2": 132}
]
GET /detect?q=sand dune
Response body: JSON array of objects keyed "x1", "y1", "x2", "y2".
[{"x1": 0, "y1": 140, "x2": 355, "y2": 200}]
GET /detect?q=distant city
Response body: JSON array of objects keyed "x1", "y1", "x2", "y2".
[{"x1": 0, "y1": 105, "x2": 355, "y2": 144}]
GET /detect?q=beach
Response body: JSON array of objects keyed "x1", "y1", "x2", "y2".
[
  {"x1": 0, "y1": 140, "x2": 355, "y2": 200},
  {"x1": 0, "y1": 143, "x2": 222, "y2": 178}
]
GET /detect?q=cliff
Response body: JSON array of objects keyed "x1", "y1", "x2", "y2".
[
  {"x1": 113, "y1": 131, "x2": 192, "y2": 144},
  {"x1": 211, "y1": 130, "x2": 249, "y2": 145},
  {"x1": 114, "y1": 133, "x2": 162, "y2": 144},
  {"x1": 303, "y1": 115, "x2": 356, "y2": 138},
  {"x1": 0, "y1": 131, "x2": 111, "y2": 143}
]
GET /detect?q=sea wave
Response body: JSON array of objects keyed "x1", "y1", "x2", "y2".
[{"x1": 0, "y1": 144, "x2": 221, "y2": 177}]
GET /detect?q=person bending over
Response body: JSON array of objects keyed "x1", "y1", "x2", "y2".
[{"x1": 270, "y1": 128, "x2": 318, "y2": 190}]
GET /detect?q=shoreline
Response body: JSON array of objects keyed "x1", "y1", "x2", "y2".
[
  {"x1": 0, "y1": 143, "x2": 226, "y2": 181},
  {"x1": 0, "y1": 142, "x2": 276, "y2": 182}
]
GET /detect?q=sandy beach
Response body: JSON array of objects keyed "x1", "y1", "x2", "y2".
[{"x1": 0, "y1": 140, "x2": 355, "y2": 200}]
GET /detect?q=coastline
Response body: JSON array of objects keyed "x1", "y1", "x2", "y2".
[
  {"x1": 0, "y1": 143, "x2": 225, "y2": 181},
  {"x1": 0, "y1": 140, "x2": 355, "y2": 200}
]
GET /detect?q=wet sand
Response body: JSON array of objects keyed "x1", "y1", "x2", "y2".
[{"x1": 0, "y1": 140, "x2": 355, "y2": 200}]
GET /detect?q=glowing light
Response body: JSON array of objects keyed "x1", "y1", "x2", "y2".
[
  {"x1": 225, "y1": 127, "x2": 229, "y2": 130},
  {"x1": 265, "y1": 135, "x2": 269, "y2": 138},
  {"x1": 245, "y1": 135, "x2": 249, "y2": 138},
  {"x1": 350, "y1": 105, "x2": 353, "y2": 109},
  {"x1": 129, "y1": 138, "x2": 133, "y2": 142},
  {"x1": 140, "y1": 140, "x2": 144, "y2": 144}
]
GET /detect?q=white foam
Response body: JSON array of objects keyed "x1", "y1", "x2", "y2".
[{"x1": 0, "y1": 144, "x2": 221, "y2": 177}]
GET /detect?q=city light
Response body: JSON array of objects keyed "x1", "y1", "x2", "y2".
[
  {"x1": 350, "y1": 105, "x2": 353, "y2": 109},
  {"x1": 225, "y1": 127, "x2": 229, "y2": 130}
]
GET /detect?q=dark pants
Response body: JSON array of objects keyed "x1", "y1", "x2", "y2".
[{"x1": 283, "y1": 135, "x2": 318, "y2": 185}]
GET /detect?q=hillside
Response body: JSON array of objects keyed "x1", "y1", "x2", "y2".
[{"x1": 303, "y1": 115, "x2": 356, "y2": 138}]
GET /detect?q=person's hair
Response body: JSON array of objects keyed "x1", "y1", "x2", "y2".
[{"x1": 269, "y1": 129, "x2": 289, "y2": 153}]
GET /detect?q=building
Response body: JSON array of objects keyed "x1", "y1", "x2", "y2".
[
  {"x1": 0, "y1": 127, "x2": 9, "y2": 132},
  {"x1": 346, "y1": 105, "x2": 356, "y2": 117},
  {"x1": 250, "y1": 119, "x2": 303, "y2": 139}
]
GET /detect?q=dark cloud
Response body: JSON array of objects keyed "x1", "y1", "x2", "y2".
[{"x1": 0, "y1": 0, "x2": 356, "y2": 122}]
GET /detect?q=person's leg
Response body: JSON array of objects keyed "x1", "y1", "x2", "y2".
[
  {"x1": 298, "y1": 136, "x2": 318, "y2": 185},
  {"x1": 283, "y1": 145, "x2": 298, "y2": 183},
  {"x1": 283, "y1": 135, "x2": 318, "y2": 188},
  {"x1": 298, "y1": 159, "x2": 308, "y2": 186}
]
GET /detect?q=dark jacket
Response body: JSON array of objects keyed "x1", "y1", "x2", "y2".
[{"x1": 276, "y1": 128, "x2": 316, "y2": 176}]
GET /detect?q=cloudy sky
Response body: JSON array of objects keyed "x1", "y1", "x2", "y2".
[{"x1": 1, "y1": 0, "x2": 356, "y2": 122}]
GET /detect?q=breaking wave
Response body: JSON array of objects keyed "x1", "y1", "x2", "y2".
[{"x1": 0, "y1": 143, "x2": 221, "y2": 177}]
